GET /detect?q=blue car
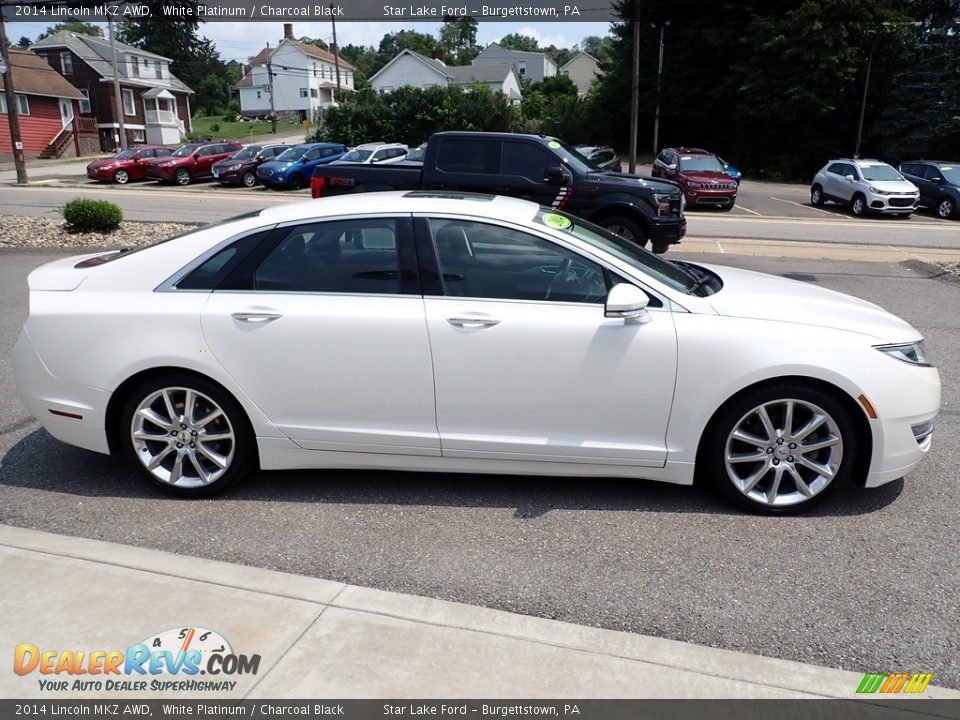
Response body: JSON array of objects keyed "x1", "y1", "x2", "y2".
[
  {"x1": 717, "y1": 156, "x2": 742, "y2": 185},
  {"x1": 257, "y1": 143, "x2": 347, "y2": 190}
]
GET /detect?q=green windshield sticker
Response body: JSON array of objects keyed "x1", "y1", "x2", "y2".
[
  {"x1": 547, "y1": 141, "x2": 561, "y2": 149},
  {"x1": 542, "y1": 213, "x2": 572, "y2": 229}
]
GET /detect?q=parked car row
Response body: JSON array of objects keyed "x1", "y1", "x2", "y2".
[{"x1": 810, "y1": 157, "x2": 958, "y2": 219}]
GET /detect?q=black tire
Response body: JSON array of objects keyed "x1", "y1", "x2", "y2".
[
  {"x1": 697, "y1": 382, "x2": 858, "y2": 515},
  {"x1": 937, "y1": 197, "x2": 956, "y2": 219},
  {"x1": 119, "y1": 374, "x2": 255, "y2": 498},
  {"x1": 598, "y1": 215, "x2": 649, "y2": 249},
  {"x1": 175, "y1": 168, "x2": 192, "y2": 186},
  {"x1": 810, "y1": 184, "x2": 825, "y2": 206},
  {"x1": 113, "y1": 169, "x2": 130, "y2": 185},
  {"x1": 718, "y1": 203, "x2": 735, "y2": 212},
  {"x1": 651, "y1": 241, "x2": 670, "y2": 254},
  {"x1": 287, "y1": 173, "x2": 304, "y2": 190},
  {"x1": 241, "y1": 170, "x2": 257, "y2": 188},
  {"x1": 850, "y1": 193, "x2": 867, "y2": 217}
]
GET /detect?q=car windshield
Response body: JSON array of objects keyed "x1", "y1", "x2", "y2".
[
  {"x1": 535, "y1": 210, "x2": 695, "y2": 293},
  {"x1": 113, "y1": 149, "x2": 138, "y2": 159},
  {"x1": 231, "y1": 147, "x2": 259, "y2": 161},
  {"x1": 341, "y1": 149, "x2": 373, "y2": 162},
  {"x1": 550, "y1": 139, "x2": 601, "y2": 173},
  {"x1": 859, "y1": 164, "x2": 903, "y2": 181},
  {"x1": 276, "y1": 147, "x2": 307, "y2": 162},
  {"x1": 172, "y1": 145, "x2": 199, "y2": 158},
  {"x1": 937, "y1": 166, "x2": 960, "y2": 183},
  {"x1": 681, "y1": 155, "x2": 724, "y2": 172}
]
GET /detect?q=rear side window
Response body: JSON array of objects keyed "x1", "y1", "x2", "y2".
[
  {"x1": 827, "y1": 163, "x2": 846, "y2": 175},
  {"x1": 436, "y1": 139, "x2": 496, "y2": 174},
  {"x1": 176, "y1": 231, "x2": 269, "y2": 290}
]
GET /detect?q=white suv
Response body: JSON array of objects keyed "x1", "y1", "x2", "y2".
[
  {"x1": 333, "y1": 142, "x2": 408, "y2": 165},
  {"x1": 811, "y1": 159, "x2": 919, "y2": 217}
]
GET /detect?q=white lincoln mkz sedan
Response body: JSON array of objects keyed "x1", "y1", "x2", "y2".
[{"x1": 13, "y1": 192, "x2": 940, "y2": 513}]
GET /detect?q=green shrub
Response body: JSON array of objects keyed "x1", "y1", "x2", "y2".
[
  {"x1": 62, "y1": 198, "x2": 123, "y2": 232},
  {"x1": 210, "y1": 122, "x2": 220, "y2": 132}
]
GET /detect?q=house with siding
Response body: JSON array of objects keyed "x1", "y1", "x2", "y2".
[
  {"x1": 33, "y1": 30, "x2": 193, "y2": 151},
  {"x1": 473, "y1": 42, "x2": 557, "y2": 83},
  {"x1": 560, "y1": 52, "x2": 601, "y2": 97},
  {"x1": 369, "y1": 50, "x2": 522, "y2": 102},
  {"x1": 0, "y1": 48, "x2": 96, "y2": 159},
  {"x1": 234, "y1": 24, "x2": 355, "y2": 121}
]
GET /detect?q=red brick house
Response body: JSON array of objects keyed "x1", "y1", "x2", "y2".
[
  {"x1": 0, "y1": 48, "x2": 97, "y2": 159},
  {"x1": 33, "y1": 31, "x2": 193, "y2": 152}
]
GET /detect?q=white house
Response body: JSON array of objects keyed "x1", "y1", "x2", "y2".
[
  {"x1": 369, "y1": 50, "x2": 522, "y2": 102},
  {"x1": 234, "y1": 24, "x2": 355, "y2": 121},
  {"x1": 473, "y1": 42, "x2": 557, "y2": 83},
  {"x1": 560, "y1": 52, "x2": 601, "y2": 97}
]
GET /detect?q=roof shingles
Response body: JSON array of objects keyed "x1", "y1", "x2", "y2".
[{"x1": 0, "y1": 49, "x2": 83, "y2": 99}]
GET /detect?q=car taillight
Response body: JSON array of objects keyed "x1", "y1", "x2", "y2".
[{"x1": 310, "y1": 175, "x2": 326, "y2": 198}]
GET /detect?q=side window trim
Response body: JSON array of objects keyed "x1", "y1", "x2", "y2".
[{"x1": 157, "y1": 225, "x2": 278, "y2": 292}]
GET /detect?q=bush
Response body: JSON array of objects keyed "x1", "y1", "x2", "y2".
[
  {"x1": 210, "y1": 122, "x2": 220, "y2": 132},
  {"x1": 62, "y1": 198, "x2": 123, "y2": 232}
]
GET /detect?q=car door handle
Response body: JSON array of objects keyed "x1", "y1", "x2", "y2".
[
  {"x1": 231, "y1": 311, "x2": 282, "y2": 323},
  {"x1": 447, "y1": 316, "x2": 500, "y2": 328}
]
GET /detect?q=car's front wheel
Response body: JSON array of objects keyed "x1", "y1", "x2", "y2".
[
  {"x1": 175, "y1": 168, "x2": 192, "y2": 186},
  {"x1": 599, "y1": 215, "x2": 649, "y2": 249},
  {"x1": 113, "y1": 169, "x2": 130, "y2": 185},
  {"x1": 699, "y1": 384, "x2": 858, "y2": 514},
  {"x1": 937, "y1": 197, "x2": 955, "y2": 219},
  {"x1": 287, "y1": 173, "x2": 304, "y2": 190},
  {"x1": 241, "y1": 170, "x2": 257, "y2": 188},
  {"x1": 119, "y1": 375, "x2": 254, "y2": 497},
  {"x1": 850, "y1": 193, "x2": 867, "y2": 217}
]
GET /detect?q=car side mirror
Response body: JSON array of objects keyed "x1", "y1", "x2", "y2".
[
  {"x1": 931, "y1": 176, "x2": 943, "y2": 182},
  {"x1": 845, "y1": 174, "x2": 855, "y2": 181},
  {"x1": 605, "y1": 283, "x2": 651, "y2": 324},
  {"x1": 667, "y1": 163, "x2": 677, "y2": 170},
  {"x1": 544, "y1": 166, "x2": 567, "y2": 183},
  {"x1": 371, "y1": 156, "x2": 382, "y2": 164}
]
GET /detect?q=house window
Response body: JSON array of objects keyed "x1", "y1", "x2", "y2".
[
  {"x1": 517, "y1": 61, "x2": 527, "y2": 76},
  {"x1": 79, "y1": 89, "x2": 91, "y2": 114},
  {"x1": 130, "y1": 57, "x2": 140, "y2": 77},
  {"x1": 0, "y1": 94, "x2": 30, "y2": 115},
  {"x1": 60, "y1": 53, "x2": 73, "y2": 75},
  {"x1": 310, "y1": 88, "x2": 318, "y2": 98},
  {"x1": 300, "y1": 88, "x2": 308, "y2": 98},
  {"x1": 154, "y1": 61, "x2": 163, "y2": 79},
  {"x1": 132, "y1": 128, "x2": 146, "y2": 142},
  {"x1": 122, "y1": 89, "x2": 135, "y2": 116},
  {"x1": 313, "y1": 64, "x2": 318, "y2": 77}
]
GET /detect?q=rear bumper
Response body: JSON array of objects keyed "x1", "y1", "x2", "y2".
[{"x1": 12, "y1": 329, "x2": 111, "y2": 455}]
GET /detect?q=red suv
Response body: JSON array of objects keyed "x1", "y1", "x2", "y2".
[
  {"x1": 143, "y1": 141, "x2": 242, "y2": 185},
  {"x1": 652, "y1": 147, "x2": 738, "y2": 210}
]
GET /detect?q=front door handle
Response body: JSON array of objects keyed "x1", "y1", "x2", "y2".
[
  {"x1": 231, "y1": 311, "x2": 282, "y2": 323},
  {"x1": 447, "y1": 316, "x2": 500, "y2": 328}
]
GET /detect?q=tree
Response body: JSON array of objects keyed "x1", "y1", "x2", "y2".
[
  {"x1": 17, "y1": 37, "x2": 31, "y2": 49},
  {"x1": 299, "y1": 36, "x2": 328, "y2": 50},
  {"x1": 439, "y1": 17, "x2": 479, "y2": 64},
  {"x1": 499, "y1": 33, "x2": 540, "y2": 52},
  {"x1": 374, "y1": 30, "x2": 438, "y2": 73},
  {"x1": 37, "y1": 20, "x2": 101, "y2": 40}
]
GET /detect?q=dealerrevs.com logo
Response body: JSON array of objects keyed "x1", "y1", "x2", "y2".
[{"x1": 14, "y1": 626, "x2": 261, "y2": 692}]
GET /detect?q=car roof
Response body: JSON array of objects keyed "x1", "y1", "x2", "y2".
[
  {"x1": 255, "y1": 191, "x2": 539, "y2": 225},
  {"x1": 669, "y1": 147, "x2": 714, "y2": 155},
  {"x1": 902, "y1": 160, "x2": 957, "y2": 166}
]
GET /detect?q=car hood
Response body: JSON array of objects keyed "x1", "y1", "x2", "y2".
[
  {"x1": 87, "y1": 158, "x2": 123, "y2": 170},
  {"x1": 261, "y1": 161, "x2": 297, "y2": 171},
  {"x1": 590, "y1": 171, "x2": 680, "y2": 194},
  {"x1": 865, "y1": 180, "x2": 917, "y2": 192},
  {"x1": 683, "y1": 171, "x2": 735, "y2": 183},
  {"x1": 698, "y1": 263, "x2": 919, "y2": 341},
  {"x1": 140, "y1": 156, "x2": 180, "y2": 166}
]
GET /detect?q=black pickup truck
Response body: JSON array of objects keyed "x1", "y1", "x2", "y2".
[{"x1": 311, "y1": 131, "x2": 686, "y2": 253}]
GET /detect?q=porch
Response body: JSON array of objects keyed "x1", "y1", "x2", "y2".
[{"x1": 142, "y1": 88, "x2": 185, "y2": 145}]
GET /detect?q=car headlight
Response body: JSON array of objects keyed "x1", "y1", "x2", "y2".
[
  {"x1": 875, "y1": 341, "x2": 932, "y2": 367},
  {"x1": 653, "y1": 193, "x2": 674, "y2": 216},
  {"x1": 160, "y1": 161, "x2": 176, "y2": 167},
  {"x1": 228, "y1": 163, "x2": 241, "y2": 171}
]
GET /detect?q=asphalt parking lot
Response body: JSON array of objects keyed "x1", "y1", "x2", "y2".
[{"x1": 1, "y1": 249, "x2": 958, "y2": 689}]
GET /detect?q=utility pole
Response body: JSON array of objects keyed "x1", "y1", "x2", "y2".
[
  {"x1": 853, "y1": 49, "x2": 873, "y2": 159},
  {"x1": 652, "y1": 21, "x2": 668, "y2": 159},
  {"x1": 330, "y1": 4, "x2": 341, "y2": 98},
  {"x1": 0, "y1": 17, "x2": 28, "y2": 183},
  {"x1": 108, "y1": 18, "x2": 127, "y2": 150},
  {"x1": 266, "y1": 42, "x2": 276, "y2": 134},
  {"x1": 628, "y1": 0, "x2": 641, "y2": 174}
]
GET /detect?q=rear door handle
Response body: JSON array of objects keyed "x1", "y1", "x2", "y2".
[
  {"x1": 231, "y1": 311, "x2": 282, "y2": 323},
  {"x1": 447, "y1": 316, "x2": 500, "y2": 328}
]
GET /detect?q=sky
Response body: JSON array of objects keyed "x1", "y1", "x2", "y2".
[{"x1": 11, "y1": 21, "x2": 615, "y2": 62}]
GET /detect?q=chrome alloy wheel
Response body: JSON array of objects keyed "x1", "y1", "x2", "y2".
[
  {"x1": 607, "y1": 223, "x2": 635, "y2": 242},
  {"x1": 724, "y1": 399, "x2": 843, "y2": 508},
  {"x1": 130, "y1": 387, "x2": 235, "y2": 488}
]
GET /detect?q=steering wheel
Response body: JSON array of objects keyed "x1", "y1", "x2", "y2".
[{"x1": 545, "y1": 258, "x2": 574, "y2": 300}]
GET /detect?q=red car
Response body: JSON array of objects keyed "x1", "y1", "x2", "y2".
[
  {"x1": 142, "y1": 141, "x2": 242, "y2": 186},
  {"x1": 652, "y1": 147, "x2": 738, "y2": 210},
  {"x1": 85, "y1": 146, "x2": 173, "y2": 184}
]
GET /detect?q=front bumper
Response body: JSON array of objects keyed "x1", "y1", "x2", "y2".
[
  {"x1": 866, "y1": 193, "x2": 918, "y2": 213},
  {"x1": 12, "y1": 329, "x2": 111, "y2": 455},
  {"x1": 146, "y1": 165, "x2": 178, "y2": 181},
  {"x1": 648, "y1": 215, "x2": 687, "y2": 245},
  {"x1": 685, "y1": 189, "x2": 737, "y2": 207}
]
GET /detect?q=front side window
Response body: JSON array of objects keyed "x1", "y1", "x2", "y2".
[
  {"x1": 428, "y1": 218, "x2": 608, "y2": 304},
  {"x1": 251, "y1": 219, "x2": 401, "y2": 294},
  {"x1": 501, "y1": 142, "x2": 557, "y2": 182}
]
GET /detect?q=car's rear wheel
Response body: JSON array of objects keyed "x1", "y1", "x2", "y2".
[
  {"x1": 175, "y1": 168, "x2": 192, "y2": 186},
  {"x1": 287, "y1": 174, "x2": 304, "y2": 190},
  {"x1": 599, "y1": 215, "x2": 649, "y2": 249},
  {"x1": 850, "y1": 193, "x2": 867, "y2": 217},
  {"x1": 810, "y1": 185, "x2": 824, "y2": 206},
  {"x1": 937, "y1": 197, "x2": 955, "y2": 219},
  {"x1": 113, "y1": 169, "x2": 130, "y2": 185},
  {"x1": 241, "y1": 170, "x2": 257, "y2": 188},
  {"x1": 120, "y1": 375, "x2": 254, "y2": 497},
  {"x1": 699, "y1": 384, "x2": 857, "y2": 514}
]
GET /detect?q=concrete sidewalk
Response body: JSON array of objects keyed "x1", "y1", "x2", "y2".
[{"x1": 1, "y1": 523, "x2": 957, "y2": 701}]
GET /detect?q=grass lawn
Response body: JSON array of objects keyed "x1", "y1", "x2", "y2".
[{"x1": 189, "y1": 116, "x2": 308, "y2": 142}]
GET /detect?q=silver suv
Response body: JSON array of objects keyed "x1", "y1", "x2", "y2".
[
  {"x1": 810, "y1": 159, "x2": 919, "y2": 217},
  {"x1": 333, "y1": 142, "x2": 409, "y2": 165}
]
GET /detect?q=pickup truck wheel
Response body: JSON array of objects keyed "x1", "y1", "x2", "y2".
[
  {"x1": 600, "y1": 216, "x2": 648, "y2": 249},
  {"x1": 651, "y1": 241, "x2": 670, "y2": 254}
]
